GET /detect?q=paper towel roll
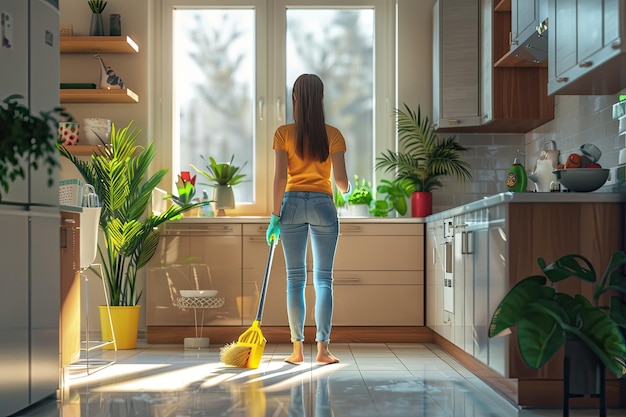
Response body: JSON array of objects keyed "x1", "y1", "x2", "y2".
[{"x1": 80, "y1": 207, "x2": 101, "y2": 269}]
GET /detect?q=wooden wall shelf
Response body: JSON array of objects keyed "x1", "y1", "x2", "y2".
[
  {"x1": 60, "y1": 88, "x2": 139, "y2": 103},
  {"x1": 61, "y1": 145, "x2": 107, "y2": 156},
  {"x1": 60, "y1": 36, "x2": 139, "y2": 54}
]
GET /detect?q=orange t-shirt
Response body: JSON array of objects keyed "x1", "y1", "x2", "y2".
[{"x1": 273, "y1": 123, "x2": 346, "y2": 195}]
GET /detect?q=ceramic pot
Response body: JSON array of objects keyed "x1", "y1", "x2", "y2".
[
  {"x1": 89, "y1": 13, "x2": 104, "y2": 36},
  {"x1": 411, "y1": 192, "x2": 432, "y2": 217}
]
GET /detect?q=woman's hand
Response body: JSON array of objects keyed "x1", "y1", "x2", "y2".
[{"x1": 266, "y1": 213, "x2": 281, "y2": 245}]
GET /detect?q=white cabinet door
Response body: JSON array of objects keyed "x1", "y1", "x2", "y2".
[
  {"x1": 453, "y1": 217, "x2": 466, "y2": 350},
  {"x1": 548, "y1": 0, "x2": 626, "y2": 94},
  {"x1": 0, "y1": 208, "x2": 29, "y2": 417},
  {"x1": 472, "y1": 223, "x2": 490, "y2": 366},
  {"x1": 433, "y1": 0, "x2": 482, "y2": 129}
]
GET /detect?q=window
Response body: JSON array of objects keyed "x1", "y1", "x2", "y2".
[{"x1": 159, "y1": 0, "x2": 395, "y2": 215}]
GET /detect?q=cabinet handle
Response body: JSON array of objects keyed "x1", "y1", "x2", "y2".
[
  {"x1": 60, "y1": 228, "x2": 68, "y2": 249},
  {"x1": 341, "y1": 225, "x2": 362, "y2": 233},
  {"x1": 556, "y1": 76, "x2": 569, "y2": 83},
  {"x1": 446, "y1": 119, "x2": 460, "y2": 125},
  {"x1": 247, "y1": 237, "x2": 266, "y2": 243},
  {"x1": 443, "y1": 318, "x2": 451, "y2": 325},
  {"x1": 63, "y1": 218, "x2": 76, "y2": 224},
  {"x1": 509, "y1": 31, "x2": 518, "y2": 46},
  {"x1": 461, "y1": 231, "x2": 467, "y2": 254},
  {"x1": 578, "y1": 61, "x2": 593, "y2": 68},
  {"x1": 335, "y1": 277, "x2": 361, "y2": 283},
  {"x1": 612, "y1": 40, "x2": 622, "y2": 49},
  {"x1": 465, "y1": 230, "x2": 474, "y2": 255},
  {"x1": 258, "y1": 97, "x2": 265, "y2": 121}
]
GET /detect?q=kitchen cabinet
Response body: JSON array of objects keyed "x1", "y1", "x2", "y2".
[
  {"x1": 433, "y1": 0, "x2": 554, "y2": 133},
  {"x1": 146, "y1": 220, "x2": 425, "y2": 343},
  {"x1": 548, "y1": 0, "x2": 626, "y2": 95},
  {"x1": 427, "y1": 195, "x2": 625, "y2": 407},
  {"x1": 60, "y1": 210, "x2": 81, "y2": 367},
  {"x1": 509, "y1": 0, "x2": 548, "y2": 63},
  {"x1": 425, "y1": 220, "x2": 452, "y2": 341},
  {"x1": 60, "y1": 36, "x2": 139, "y2": 103},
  {"x1": 331, "y1": 223, "x2": 424, "y2": 326},
  {"x1": 146, "y1": 223, "x2": 243, "y2": 331}
]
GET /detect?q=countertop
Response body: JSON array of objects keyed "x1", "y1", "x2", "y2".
[
  {"x1": 426, "y1": 191, "x2": 626, "y2": 222},
  {"x1": 165, "y1": 192, "x2": 626, "y2": 225}
]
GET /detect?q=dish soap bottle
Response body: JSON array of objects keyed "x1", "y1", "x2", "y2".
[{"x1": 507, "y1": 158, "x2": 528, "y2": 192}]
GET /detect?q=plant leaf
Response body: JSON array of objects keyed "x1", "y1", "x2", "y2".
[
  {"x1": 517, "y1": 308, "x2": 565, "y2": 369},
  {"x1": 540, "y1": 254, "x2": 596, "y2": 283}
]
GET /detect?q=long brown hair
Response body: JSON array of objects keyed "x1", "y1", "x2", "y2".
[{"x1": 292, "y1": 74, "x2": 329, "y2": 162}]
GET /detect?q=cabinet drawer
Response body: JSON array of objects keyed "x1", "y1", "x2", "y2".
[
  {"x1": 335, "y1": 235, "x2": 424, "y2": 271},
  {"x1": 330, "y1": 285, "x2": 424, "y2": 326},
  {"x1": 333, "y1": 270, "x2": 423, "y2": 285},
  {"x1": 161, "y1": 223, "x2": 242, "y2": 236},
  {"x1": 339, "y1": 223, "x2": 424, "y2": 236}
]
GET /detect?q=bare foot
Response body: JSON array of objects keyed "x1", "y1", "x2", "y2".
[
  {"x1": 284, "y1": 354, "x2": 304, "y2": 365},
  {"x1": 285, "y1": 341, "x2": 304, "y2": 364},
  {"x1": 316, "y1": 352, "x2": 339, "y2": 364},
  {"x1": 316, "y1": 342, "x2": 340, "y2": 364}
]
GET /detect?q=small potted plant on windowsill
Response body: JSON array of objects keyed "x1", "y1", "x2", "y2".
[
  {"x1": 347, "y1": 174, "x2": 373, "y2": 217},
  {"x1": 191, "y1": 154, "x2": 248, "y2": 216},
  {"x1": 164, "y1": 171, "x2": 207, "y2": 217},
  {"x1": 489, "y1": 251, "x2": 626, "y2": 402}
]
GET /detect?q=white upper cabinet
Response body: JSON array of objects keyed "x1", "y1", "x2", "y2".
[
  {"x1": 548, "y1": 0, "x2": 626, "y2": 95},
  {"x1": 433, "y1": 0, "x2": 482, "y2": 130}
]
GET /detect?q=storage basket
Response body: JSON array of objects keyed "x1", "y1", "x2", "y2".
[{"x1": 59, "y1": 179, "x2": 84, "y2": 206}]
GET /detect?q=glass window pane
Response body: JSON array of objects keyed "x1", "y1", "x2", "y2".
[
  {"x1": 174, "y1": 9, "x2": 255, "y2": 204},
  {"x1": 286, "y1": 9, "x2": 375, "y2": 184}
]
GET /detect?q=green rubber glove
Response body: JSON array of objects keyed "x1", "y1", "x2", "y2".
[{"x1": 266, "y1": 213, "x2": 280, "y2": 246}]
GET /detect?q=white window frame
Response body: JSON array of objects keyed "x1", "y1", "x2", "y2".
[{"x1": 153, "y1": 0, "x2": 395, "y2": 215}]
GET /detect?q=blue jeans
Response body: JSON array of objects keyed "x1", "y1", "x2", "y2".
[{"x1": 279, "y1": 191, "x2": 339, "y2": 343}]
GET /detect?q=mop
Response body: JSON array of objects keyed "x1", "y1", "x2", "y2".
[{"x1": 220, "y1": 241, "x2": 276, "y2": 368}]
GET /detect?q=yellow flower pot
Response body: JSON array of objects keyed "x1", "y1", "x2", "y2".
[{"x1": 99, "y1": 305, "x2": 141, "y2": 350}]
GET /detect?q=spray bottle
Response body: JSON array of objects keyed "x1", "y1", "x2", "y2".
[{"x1": 507, "y1": 158, "x2": 528, "y2": 192}]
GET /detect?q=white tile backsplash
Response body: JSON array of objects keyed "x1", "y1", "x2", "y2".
[{"x1": 433, "y1": 90, "x2": 626, "y2": 214}]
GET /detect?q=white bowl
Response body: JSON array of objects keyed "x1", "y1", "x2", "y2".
[
  {"x1": 553, "y1": 168, "x2": 609, "y2": 192},
  {"x1": 180, "y1": 289, "x2": 218, "y2": 298}
]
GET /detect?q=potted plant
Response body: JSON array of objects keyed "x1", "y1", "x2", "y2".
[
  {"x1": 191, "y1": 154, "x2": 247, "y2": 216},
  {"x1": 59, "y1": 121, "x2": 208, "y2": 349},
  {"x1": 489, "y1": 251, "x2": 626, "y2": 399},
  {"x1": 369, "y1": 177, "x2": 415, "y2": 217},
  {"x1": 0, "y1": 94, "x2": 67, "y2": 201},
  {"x1": 164, "y1": 171, "x2": 206, "y2": 216},
  {"x1": 375, "y1": 104, "x2": 473, "y2": 217},
  {"x1": 347, "y1": 174, "x2": 373, "y2": 217}
]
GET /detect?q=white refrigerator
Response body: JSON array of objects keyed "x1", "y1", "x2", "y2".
[{"x1": 0, "y1": 0, "x2": 60, "y2": 415}]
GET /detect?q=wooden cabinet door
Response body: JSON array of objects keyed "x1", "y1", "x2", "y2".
[{"x1": 147, "y1": 224, "x2": 242, "y2": 326}]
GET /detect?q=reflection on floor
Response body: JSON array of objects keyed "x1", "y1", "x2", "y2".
[{"x1": 12, "y1": 343, "x2": 626, "y2": 417}]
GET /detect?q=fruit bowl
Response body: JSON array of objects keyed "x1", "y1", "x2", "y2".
[{"x1": 553, "y1": 168, "x2": 609, "y2": 192}]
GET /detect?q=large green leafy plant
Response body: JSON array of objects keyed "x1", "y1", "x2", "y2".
[
  {"x1": 0, "y1": 94, "x2": 66, "y2": 201},
  {"x1": 59, "y1": 122, "x2": 207, "y2": 306},
  {"x1": 375, "y1": 104, "x2": 473, "y2": 192},
  {"x1": 489, "y1": 251, "x2": 626, "y2": 378}
]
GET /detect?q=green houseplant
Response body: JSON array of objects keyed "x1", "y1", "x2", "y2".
[
  {"x1": 347, "y1": 174, "x2": 373, "y2": 217},
  {"x1": 489, "y1": 251, "x2": 626, "y2": 380},
  {"x1": 370, "y1": 177, "x2": 415, "y2": 217},
  {"x1": 375, "y1": 104, "x2": 472, "y2": 217},
  {"x1": 59, "y1": 122, "x2": 207, "y2": 348},
  {"x1": 0, "y1": 94, "x2": 66, "y2": 201},
  {"x1": 191, "y1": 154, "x2": 247, "y2": 216}
]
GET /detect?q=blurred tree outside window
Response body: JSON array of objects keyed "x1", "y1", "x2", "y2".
[{"x1": 168, "y1": 1, "x2": 392, "y2": 214}]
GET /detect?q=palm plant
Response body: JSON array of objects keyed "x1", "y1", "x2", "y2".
[
  {"x1": 59, "y1": 122, "x2": 207, "y2": 306},
  {"x1": 375, "y1": 104, "x2": 473, "y2": 192}
]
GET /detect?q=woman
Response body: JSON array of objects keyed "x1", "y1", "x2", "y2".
[{"x1": 266, "y1": 74, "x2": 350, "y2": 364}]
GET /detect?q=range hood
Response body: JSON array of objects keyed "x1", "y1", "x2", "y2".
[{"x1": 511, "y1": 18, "x2": 548, "y2": 64}]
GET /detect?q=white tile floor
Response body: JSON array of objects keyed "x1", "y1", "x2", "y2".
[{"x1": 11, "y1": 343, "x2": 626, "y2": 417}]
